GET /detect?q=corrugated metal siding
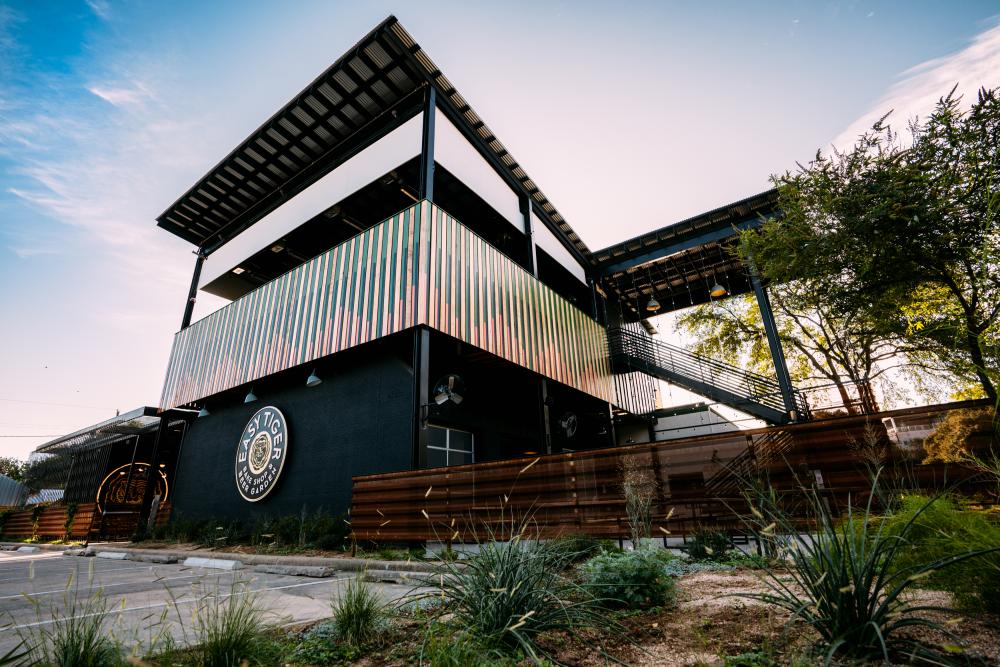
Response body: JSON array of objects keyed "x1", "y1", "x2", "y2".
[
  {"x1": 0, "y1": 474, "x2": 27, "y2": 507},
  {"x1": 613, "y1": 322, "x2": 658, "y2": 415},
  {"x1": 160, "y1": 202, "x2": 615, "y2": 409}
]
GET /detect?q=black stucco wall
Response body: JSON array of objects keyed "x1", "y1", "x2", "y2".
[{"x1": 170, "y1": 335, "x2": 414, "y2": 521}]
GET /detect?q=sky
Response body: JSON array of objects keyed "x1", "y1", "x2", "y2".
[{"x1": 1, "y1": 0, "x2": 999, "y2": 460}]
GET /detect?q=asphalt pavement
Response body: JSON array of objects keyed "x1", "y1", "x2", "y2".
[{"x1": 0, "y1": 549, "x2": 417, "y2": 659}]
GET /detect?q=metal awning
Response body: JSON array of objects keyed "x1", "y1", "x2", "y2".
[
  {"x1": 592, "y1": 189, "x2": 780, "y2": 320},
  {"x1": 156, "y1": 16, "x2": 591, "y2": 263},
  {"x1": 33, "y1": 407, "x2": 193, "y2": 456}
]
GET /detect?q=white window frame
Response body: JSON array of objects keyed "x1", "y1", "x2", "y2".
[{"x1": 426, "y1": 425, "x2": 475, "y2": 467}]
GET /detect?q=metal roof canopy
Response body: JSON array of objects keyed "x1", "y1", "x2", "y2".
[
  {"x1": 157, "y1": 16, "x2": 590, "y2": 266},
  {"x1": 593, "y1": 190, "x2": 780, "y2": 321},
  {"x1": 33, "y1": 407, "x2": 196, "y2": 456}
]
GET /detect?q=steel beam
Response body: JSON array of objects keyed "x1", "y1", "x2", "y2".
[
  {"x1": 180, "y1": 251, "x2": 206, "y2": 329},
  {"x1": 750, "y1": 265, "x2": 798, "y2": 420},
  {"x1": 418, "y1": 86, "x2": 436, "y2": 201}
]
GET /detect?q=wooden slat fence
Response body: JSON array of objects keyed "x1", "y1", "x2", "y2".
[
  {"x1": 0, "y1": 503, "x2": 98, "y2": 540},
  {"x1": 0, "y1": 501, "x2": 172, "y2": 540},
  {"x1": 351, "y1": 400, "x2": 996, "y2": 542}
]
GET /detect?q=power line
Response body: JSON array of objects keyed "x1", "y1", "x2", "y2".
[{"x1": 0, "y1": 397, "x2": 114, "y2": 410}]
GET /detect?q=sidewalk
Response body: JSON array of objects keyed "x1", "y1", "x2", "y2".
[{"x1": 0, "y1": 541, "x2": 439, "y2": 583}]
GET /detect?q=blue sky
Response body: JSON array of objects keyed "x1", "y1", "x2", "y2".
[{"x1": 1, "y1": 0, "x2": 999, "y2": 458}]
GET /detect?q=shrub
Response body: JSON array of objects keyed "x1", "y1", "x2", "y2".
[
  {"x1": 661, "y1": 559, "x2": 735, "y2": 577},
  {"x1": 290, "y1": 621, "x2": 360, "y2": 664},
  {"x1": 740, "y1": 469, "x2": 998, "y2": 664},
  {"x1": 331, "y1": 576, "x2": 388, "y2": 647},
  {"x1": 687, "y1": 529, "x2": 731, "y2": 561},
  {"x1": 16, "y1": 568, "x2": 122, "y2": 666},
  {"x1": 581, "y1": 548, "x2": 677, "y2": 608},
  {"x1": 621, "y1": 454, "x2": 658, "y2": 548},
  {"x1": 414, "y1": 515, "x2": 613, "y2": 661},
  {"x1": 189, "y1": 578, "x2": 269, "y2": 667},
  {"x1": 547, "y1": 533, "x2": 610, "y2": 564},
  {"x1": 884, "y1": 494, "x2": 1000, "y2": 613},
  {"x1": 420, "y1": 623, "x2": 518, "y2": 667}
]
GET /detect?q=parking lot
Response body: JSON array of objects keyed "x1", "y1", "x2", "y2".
[{"x1": 0, "y1": 549, "x2": 415, "y2": 658}]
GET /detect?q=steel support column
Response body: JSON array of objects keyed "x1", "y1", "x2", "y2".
[
  {"x1": 137, "y1": 416, "x2": 169, "y2": 533},
  {"x1": 750, "y1": 265, "x2": 798, "y2": 419},
  {"x1": 418, "y1": 86, "x2": 436, "y2": 201},
  {"x1": 180, "y1": 251, "x2": 206, "y2": 329},
  {"x1": 412, "y1": 327, "x2": 431, "y2": 468}
]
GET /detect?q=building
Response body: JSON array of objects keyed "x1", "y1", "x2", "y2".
[{"x1": 44, "y1": 17, "x2": 808, "y2": 526}]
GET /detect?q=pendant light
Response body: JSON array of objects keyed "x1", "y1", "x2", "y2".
[
  {"x1": 244, "y1": 387, "x2": 258, "y2": 404},
  {"x1": 306, "y1": 368, "x2": 322, "y2": 387}
]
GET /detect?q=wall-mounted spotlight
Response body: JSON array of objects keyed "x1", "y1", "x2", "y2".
[
  {"x1": 244, "y1": 388, "x2": 258, "y2": 404},
  {"x1": 306, "y1": 369, "x2": 322, "y2": 388},
  {"x1": 197, "y1": 405, "x2": 210, "y2": 418}
]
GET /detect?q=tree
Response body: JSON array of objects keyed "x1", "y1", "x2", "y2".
[
  {"x1": 741, "y1": 88, "x2": 1000, "y2": 402},
  {"x1": 0, "y1": 457, "x2": 25, "y2": 482},
  {"x1": 675, "y1": 279, "x2": 911, "y2": 414}
]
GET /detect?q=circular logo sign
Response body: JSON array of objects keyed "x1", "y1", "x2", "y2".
[{"x1": 235, "y1": 406, "x2": 288, "y2": 502}]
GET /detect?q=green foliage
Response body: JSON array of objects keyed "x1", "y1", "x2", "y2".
[
  {"x1": 661, "y1": 558, "x2": 734, "y2": 577},
  {"x1": 187, "y1": 579, "x2": 269, "y2": 667},
  {"x1": 0, "y1": 640, "x2": 29, "y2": 666},
  {"x1": 687, "y1": 529, "x2": 732, "y2": 561},
  {"x1": 17, "y1": 570, "x2": 123, "y2": 666},
  {"x1": 149, "y1": 509, "x2": 348, "y2": 552},
  {"x1": 723, "y1": 650, "x2": 774, "y2": 667},
  {"x1": 0, "y1": 456, "x2": 25, "y2": 482},
  {"x1": 722, "y1": 551, "x2": 771, "y2": 570},
  {"x1": 331, "y1": 576, "x2": 389, "y2": 648},
  {"x1": 743, "y1": 87, "x2": 1000, "y2": 401},
  {"x1": 289, "y1": 621, "x2": 361, "y2": 664},
  {"x1": 884, "y1": 494, "x2": 1000, "y2": 613},
  {"x1": 546, "y1": 533, "x2": 611, "y2": 564},
  {"x1": 580, "y1": 548, "x2": 677, "y2": 608},
  {"x1": 414, "y1": 514, "x2": 613, "y2": 662},
  {"x1": 741, "y1": 469, "x2": 998, "y2": 664},
  {"x1": 420, "y1": 622, "x2": 520, "y2": 667}
]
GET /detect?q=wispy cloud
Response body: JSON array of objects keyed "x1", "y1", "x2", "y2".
[
  {"x1": 832, "y1": 19, "x2": 1000, "y2": 150},
  {"x1": 85, "y1": 0, "x2": 111, "y2": 21},
  {"x1": 87, "y1": 80, "x2": 154, "y2": 107}
]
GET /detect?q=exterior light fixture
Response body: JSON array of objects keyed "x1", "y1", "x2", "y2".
[
  {"x1": 244, "y1": 388, "x2": 258, "y2": 404},
  {"x1": 232, "y1": 267, "x2": 245, "y2": 275},
  {"x1": 709, "y1": 282, "x2": 728, "y2": 298},
  {"x1": 306, "y1": 369, "x2": 322, "y2": 388},
  {"x1": 197, "y1": 405, "x2": 210, "y2": 418},
  {"x1": 645, "y1": 295, "x2": 661, "y2": 312}
]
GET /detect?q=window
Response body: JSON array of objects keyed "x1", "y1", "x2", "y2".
[{"x1": 426, "y1": 426, "x2": 474, "y2": 467}]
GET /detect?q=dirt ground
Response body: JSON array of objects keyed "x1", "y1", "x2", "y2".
[{"x1": 545, "y1": 570, "x2": 1000, "y2": 666}]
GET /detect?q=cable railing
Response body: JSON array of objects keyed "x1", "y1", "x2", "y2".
[{"x1": 608, "y1": 328, "x2": 809, "y2": 424}]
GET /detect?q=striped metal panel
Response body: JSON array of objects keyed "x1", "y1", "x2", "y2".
[
  {"x1": 423, "y1": 206, "x2": 613, "y2": 402},
  {"x1": 160, "y1": 202, "x2": 615, "y2": 409}
]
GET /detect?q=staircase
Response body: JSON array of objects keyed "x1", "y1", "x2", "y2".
[
  {"x1": 704, "y1": 429, "x2": 796, "y2": 496},
  {"x1": 608, "y1": 328, "x2": 809, "y2": 425}
]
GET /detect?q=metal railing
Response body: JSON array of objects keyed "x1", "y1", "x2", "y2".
[{"x1": 608, "y1": 328, "x2": 809, "y2": 423}]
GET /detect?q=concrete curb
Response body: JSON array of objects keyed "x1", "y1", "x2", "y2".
[
  {"x1": 62, "y1": 545, "x2": 442, "y2": 575},
  {"x1": 1, "y1": 542, "x2": 72, "y2": 553}
]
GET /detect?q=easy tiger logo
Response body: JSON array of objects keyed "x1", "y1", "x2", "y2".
[{"x1": 235, "y1": 406, "x2": 288, "y2": 502}]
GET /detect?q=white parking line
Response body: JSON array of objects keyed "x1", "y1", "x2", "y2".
[
  {"x1": 8, "y1": 575, "x2": 353, "y2": 630},
  {"x1": 0, "y1": 553, "x2": 63, "y2": 565},
  {"x1": 0, "y1": 572, "x2": 212, "y2": 601}
]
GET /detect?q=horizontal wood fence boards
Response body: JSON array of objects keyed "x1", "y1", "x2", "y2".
[
  {"x1": 161, "y1": 201, "x2": 615, "y2": 409},
  {"x1": 350, "y1": 400, "x2": 995, "y2": 542},
  {"x1": 0, "y1": 503, "x2": 98, "y2": 540}
]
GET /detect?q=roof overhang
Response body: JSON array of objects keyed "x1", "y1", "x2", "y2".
[
  {"x1": 156, "y1": 16, "x2": 590, "y2": 266},
  {"x1": 592, "y1": 189, "x2": 780, "y2": 321},
  {"x1": 34, "y1": 407, "x2": 197, "y2": 456}
]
